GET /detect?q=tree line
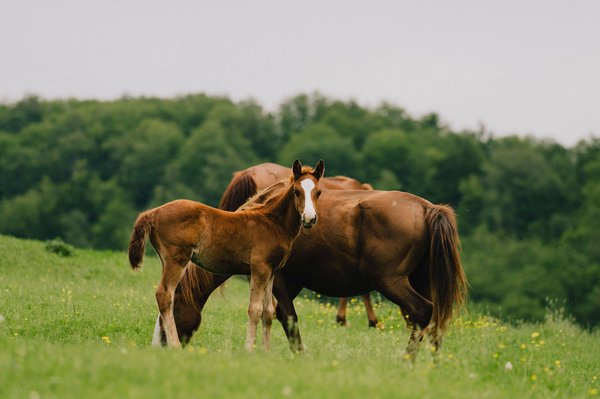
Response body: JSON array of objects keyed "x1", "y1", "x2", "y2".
[{"x1": 0, "y1": 93, "x2": 598, "y2": 326}]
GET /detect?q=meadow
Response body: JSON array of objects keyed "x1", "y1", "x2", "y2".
[{"x1": 0, "y1": 234, "x2": 598, "y2": 398}]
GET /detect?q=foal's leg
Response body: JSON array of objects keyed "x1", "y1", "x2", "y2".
[
  {"x1": 246, "y1": 266, "x2": 272, "y2": 351},
  {"x1": 155, "y1": 257, "x2": 187, "y2": 348},
  {"x1": 361, "y1": 294, "x2": 379, "y2": 327},
  {"x1": 336, "y1": 297, "x2": 349, "y2": 326},
  {"x1": 261, "y1": 275, "x2": 276, "y2": 350}
]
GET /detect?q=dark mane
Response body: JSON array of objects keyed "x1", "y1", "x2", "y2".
[{"x1": 218, "y1": 172, "x2": 258, "y2": 211}]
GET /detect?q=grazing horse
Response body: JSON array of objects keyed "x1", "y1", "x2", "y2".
[
  {"x1": 160, "y1": 180, "x2": 467, "y2": 359},
  {"x1": 218, "y1": 163, "x2": 379, "y2": 327},
  {"x1": 129, "y1": 160, "x2": 324, "y2": 349}
]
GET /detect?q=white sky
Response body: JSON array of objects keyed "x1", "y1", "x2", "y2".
[{"x1": 1, "y1": 1, "x2": 599, "y2": 146}]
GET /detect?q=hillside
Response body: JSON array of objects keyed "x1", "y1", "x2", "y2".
[{"x1": 0, "y1": 235, "x2": 598, "y2": 398}]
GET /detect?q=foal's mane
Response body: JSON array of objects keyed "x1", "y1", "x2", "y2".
[
  {"x1": 239, "y1": 179, "x2": 288, "y2": 211},
  {"x1": 239, "y1": 166, "x2": 317, "y2": 211}
]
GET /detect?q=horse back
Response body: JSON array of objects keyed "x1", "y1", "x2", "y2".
[{"x1": 282, "y1": 190, "x2": 430, "y2": 294}]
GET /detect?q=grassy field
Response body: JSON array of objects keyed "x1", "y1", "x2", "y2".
[{"x1": 0, "y1": 235, "x2": 598, "y2": 398}]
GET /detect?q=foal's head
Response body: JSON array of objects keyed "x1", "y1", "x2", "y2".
[{"x1": 291, "y1": 159, "x2": 324, "y2": 228}]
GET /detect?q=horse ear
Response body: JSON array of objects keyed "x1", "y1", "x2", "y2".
[
  {"x1": 313, "y1": 160, "x2": 324, "y2": 180},
  {"x1": 292, "y1": 159, "x2": 302, "y2": 180}
]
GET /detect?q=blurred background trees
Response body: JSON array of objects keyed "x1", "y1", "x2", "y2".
[{"x1": 0, "y1": 93, "x2": 598, "y2": 327}]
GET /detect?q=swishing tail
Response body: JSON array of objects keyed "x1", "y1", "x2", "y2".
[
  {"x1": 425, "y1": 205, "x2": 468, "y2": 335},
  {"x1": 128, "y1": 209, "x2": 156, "y2": 270},
  {"x1": 218, "y1": 172, "x2": 258, "y2": 211}
]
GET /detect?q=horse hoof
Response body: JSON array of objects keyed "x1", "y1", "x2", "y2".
[
  {"x1": 368, "y1": 319, "x2": 379, "y2": 328},
  {"x1": 336, "y1": 315, "x2": 347, "y2": 326}
]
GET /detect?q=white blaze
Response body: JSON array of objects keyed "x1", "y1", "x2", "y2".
[{"x1": 300, "y1": 179, "x2": 316, "y2": 222}]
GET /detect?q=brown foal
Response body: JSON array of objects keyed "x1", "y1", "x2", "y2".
[
  {"x1": 218, "y1": 162, "x2": 379, "y2": 327},
  {"x1": 128, "y1": 160, "x2": 324, "y2": 349}
]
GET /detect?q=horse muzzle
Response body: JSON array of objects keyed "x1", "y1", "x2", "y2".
[{"x1": 302, "y1": 214, "x2": 317, "y2": 228}]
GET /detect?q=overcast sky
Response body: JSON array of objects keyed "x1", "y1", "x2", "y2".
[{"x1": 1, "y1": 1, "x2": 599, "y2": 146}]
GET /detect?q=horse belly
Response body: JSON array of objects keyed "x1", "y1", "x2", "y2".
[
  {"x1": 283, "y1": 254, "x2": 372, "y2": 297},
  {"x1": 191, "y1": 253, "x2": 250, "y2": 276}
]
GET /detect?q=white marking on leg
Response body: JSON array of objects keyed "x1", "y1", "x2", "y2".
[
  {"x1": 300, "y1": 179, "x2": 316, "y2": 223},
  {"x1": 152, "y1": 314, "x2": 162, "y2": 347}
]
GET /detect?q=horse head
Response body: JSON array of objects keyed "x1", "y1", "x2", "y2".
[{"x1": 291, "y1": 159, "x2": 324, "y2": 228}]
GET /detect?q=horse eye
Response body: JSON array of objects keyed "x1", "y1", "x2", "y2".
[
  {"x1": 316, "y1": 190, "x2": 322, "y2": 198},
  {"x1": 293, "y1": 188, "x2": 301, "y2": 196}
]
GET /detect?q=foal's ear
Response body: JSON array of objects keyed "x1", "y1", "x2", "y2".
[
  {"x1": 313, "y1": 160, "x2": 324, "y2": 180},
  {"x1": 292, "y1": 159, "x2": 303, "y2": 180}
]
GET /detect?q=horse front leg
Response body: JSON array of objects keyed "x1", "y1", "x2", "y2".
[
  {"x1": 246, "y1": 266, "x2": 271, "y2": 351},
  {"x1": 362, "y1": 294, "x2": 379, "y2": 327},
  {"x1": 273, "y1": 276, "x2": 304, "y2": 353},
  {"x1": 152, "y1": 314, "x2": 163, "y2": 347}
]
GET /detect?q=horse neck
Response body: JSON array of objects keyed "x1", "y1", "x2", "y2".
[{"x1": 261, "y1": 183, "x2": 301, "y2": 239}]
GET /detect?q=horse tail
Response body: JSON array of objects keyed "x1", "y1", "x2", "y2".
[
  {"x1": 128, "y1": 209, "x2": 156, "y2": 270},
  {"x1": 179, "y1": 262, "x2": 217, "y2": 309},
  {"x1": 424, "y1": 205, "x2": 468, "y2": 335},
  {"x1": 218, "y1": 172, "x2": 258, "y2": 211}
]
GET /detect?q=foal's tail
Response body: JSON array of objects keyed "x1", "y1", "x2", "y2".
[
  {"x1": 128, "y1": 209, "x2": 156, "y2": 270},
  {"x1": 218, "y1": 172, "x2": 258, "y2": 211},
  {"x1": 424, "y1": 205, "x2": 468, "y2": 335}
]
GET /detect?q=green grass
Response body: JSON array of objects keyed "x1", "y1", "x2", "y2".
[{"x1": 0, "y1": 235, "x2": 598, "y2": 398}]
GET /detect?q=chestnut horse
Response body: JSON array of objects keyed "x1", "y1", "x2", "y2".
[
  {"x1": 218, "y1": 162, "x2": 379, "y2": 327},
  {"x1": 159, "y1": 177, "x2": 467, "y2": 359},
  {"x1": 129, "y1": 160, "x2": 324, "y2": 349}
]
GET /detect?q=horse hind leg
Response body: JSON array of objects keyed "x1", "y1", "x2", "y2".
[
  {"x1": 261, "y1": 275, "x2": 276, "y2": 350},
  {"x1": 336, "y1": 297, "x2": 349, "y2": 326},
  {"x1": 400, "y1": 307, "x2": 425, "y2": 361},
  {"x1": 155, "y1": 255, "x2": 188, "y2": 348},
  {"x1": 375, "y1": 276, "x2": 432, "y2": 361},
  {"x1": 362, "y1": 294, "x2": 379, "y2": 328},
  {"x1": 246, "y1": 266, "x2": 272, "y2": 351}
]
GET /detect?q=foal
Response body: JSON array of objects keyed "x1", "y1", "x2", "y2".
[{"x1": 128, "y1": 160, "x2": 324, "y2": 349}]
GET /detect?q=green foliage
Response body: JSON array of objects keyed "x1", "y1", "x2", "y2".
[
  {"x1": 278, "y1": 123, "x2": 360, "y2": 177},
  {"x1": 0, "y1": 93, "x2": 599, "y2": 327},
  {"x1": 44, "y1": 237, "x2": 74, "y2": 257}
]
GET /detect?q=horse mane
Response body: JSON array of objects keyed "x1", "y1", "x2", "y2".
[
  {"x1": 218, "y1": 172, "x2": 258, "y2": 211},
  {"x1": 239, "y1": 179, "x2": 289, "y2": 211},
  {"x1": 179, "y1": 262, "x2": 217, "y2": 309},
  {"x1": 239, "y1": 166, "x2": 317, "y2": 211}
]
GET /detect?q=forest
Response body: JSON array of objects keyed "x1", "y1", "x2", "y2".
[{"x1": 0, "y1": 93, "x2": 598, "y2": 327}]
